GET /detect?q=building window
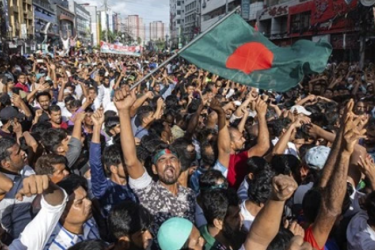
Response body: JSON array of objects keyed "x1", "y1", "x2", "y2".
[{"x1": 291, "y1": 11, "x2": 310, "y2": 33}]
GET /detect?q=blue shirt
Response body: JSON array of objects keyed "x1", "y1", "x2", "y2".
[{"x1": 89, "y1": 142, "x2": 137, "y2": 217}]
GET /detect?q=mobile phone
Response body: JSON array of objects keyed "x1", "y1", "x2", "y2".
[{"x1": 37, "y1": 59, "x2": 44, "y2": 63}]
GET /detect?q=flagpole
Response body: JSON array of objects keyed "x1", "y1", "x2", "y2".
[{"x1": 130, "y1": 5, "x2": 241, "y2": 90}]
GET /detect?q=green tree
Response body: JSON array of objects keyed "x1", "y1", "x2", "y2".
[
  {"x1": 101, "y1": 30, "x2": 117, "y2": 43},
  {"x1": 137, "y1": 37, "x2": 142, "y2": 45}
]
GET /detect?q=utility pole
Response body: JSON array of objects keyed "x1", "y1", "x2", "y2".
[
  {"x1": 104, "y1": 0, "x2": 108, "y2": 42},
  {"x1": 226, "y1": 0, "x2": 229, "y2": 14}
]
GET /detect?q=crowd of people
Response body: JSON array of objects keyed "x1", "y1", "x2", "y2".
[{"x1": 0, "y1": 46, "x2": 373, "y2": 250}]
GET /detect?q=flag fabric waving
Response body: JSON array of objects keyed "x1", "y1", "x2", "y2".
[{"x1": 179, "y1": 14, "x2": 332, "y2": 92}]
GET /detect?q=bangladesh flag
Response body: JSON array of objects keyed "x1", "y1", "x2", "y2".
[{"x1": 179, "y1": 14, "x2": 332, "y2": 92}]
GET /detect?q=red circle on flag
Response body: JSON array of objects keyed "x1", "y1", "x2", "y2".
[{"x1": 226, "y1": 42, "x2": 274, "y2": 74}]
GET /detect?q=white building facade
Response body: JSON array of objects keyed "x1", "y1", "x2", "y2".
[
  {"x1": 124, "y1": 15, "x2": 145, "y2": 44},
  {"x1": 170, "y1": 0, "x2": 184, "y2": 48},
  {"x1": 183, "y1": 0, "x2": 200, "y2": 42}
]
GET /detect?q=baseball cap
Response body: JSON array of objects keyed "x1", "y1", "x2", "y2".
[
  {"x1": 304, "y1": 146, "x2": 331, "y2": 170},
  {"x1": 157, "y1": 217, "x2": 193, "y2": 250},
  {"x1": 290, "y1": 105, "x2": 311, "y2": 116},
  {"x1": 0, "y1": 106, "x2": 25, "y2": 120}
]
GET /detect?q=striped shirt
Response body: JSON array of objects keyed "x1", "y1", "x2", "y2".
[{"x1": 43, "y1": 218, "x2": 100, "y2": 250}]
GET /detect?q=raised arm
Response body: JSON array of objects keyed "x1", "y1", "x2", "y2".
[
  {"x1": 210, "y1": 98, "x2": 231, "y2": 168},
  {"x1": 11, "y1": 175, "x2": 66, "y2": 250},
  {"x1": 237, "y1": 107, "x2": 249, "y2": 133},
  {"x1": 90, "y1": 109, "x2": 108, "y2": 198},
  {"x1": 248, "y1": 98, "x2": 270, "y2": 157},
  {"x1": 272, "y1": 116, "x2": 310, "y2": 155},
  {"x1": 311, "y1": 100, "x2": 366, "y2": 248},
  {"x1": 115, "y1": 88, "x2": 144, "y2": 179},
  {"x1": 130, "y1": 91, "x2": 153, "y2": 117},
  {"x1": 245, "y1": 175, "x2": 297, "y2": 250}
]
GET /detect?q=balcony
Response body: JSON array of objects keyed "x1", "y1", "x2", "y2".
[
  {"x1": 27, "y1": 12, "x2": 33, "y2": 19},
  {"x1": 25, "y1": 0, "x2": 32, "y2": 5}
]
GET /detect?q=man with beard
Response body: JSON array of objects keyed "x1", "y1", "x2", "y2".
[
  {"x1": 115, "y1": 88, "x2": 195, "y2": 238},
  {"x1": 227, "y1": 98, "x2": 270, "y2": 189},
  {"x1": 354, "y1": 101, "x2": 366, "y2": 116},
  {"x1": 200, "y1": 188, "x2": 245, "y2": 250},
  {"x1": 99, "y1": 77, "x2": 113, "y2": 110},
  {"x1": 48, "y1": 105, "x2": 68, "y2": 129},
  {"x1": 36, "y1": 92, "x2": 52, "y2": 113}
]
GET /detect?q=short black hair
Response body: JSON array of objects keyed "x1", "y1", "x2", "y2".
[
  {"x1": 135, "y1": 106, "x2": 154, "y2": 127},
  {"x1": 41, "y1": 129, "x2": 67, "y2": 154},
  {"x1": 0, "y1": 138, "x2": 17, "y2": 163},
  {"x1": 48, "y1": 105, "x2": 61, "y2": 114},
  {"x1": 35, "y1": 91, "x2": 52, "y2": 102},
  {"x1": 102, "y1": 144, "x2": 123, "y2": 170},
  {"x1": 199, "y1": 169, "x2": 227, "y2": 192},
  {"x1": 273, "y1": 118, "x2": 292, "y2": 137},
  {"x1": 247, "y1": 169, "x2": 274, "y2": 206},
  {"x1": 267, "y1": 228, "x2": 294, "y2": 250},
  {"x1": 108, "y1": 201, "x2": 153, "y2": 239},
  {"x1": 246, "y1": 156, "x2": 270, "y2": 177},
  {"x1": 201, "y1": 189, "x2": 239, "y2": 226},
  {"x1": 302, "y1": 188, "x2": 322, "y2": 223},
  {"x1": 57, "y1": 174, "x2": 88, "y2": 196},
  {"x1": 35, "y1": 154, "x2": 67, "y2": 175},
  {"x1": 270, "y1": 155, "x2": 301, "y2": 177}
]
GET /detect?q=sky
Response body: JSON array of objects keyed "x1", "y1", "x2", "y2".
[{"x1": 80, "y1": 0, "x2": 170, "y2": 29}]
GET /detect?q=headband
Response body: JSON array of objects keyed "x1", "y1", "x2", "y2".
[{"x1": 152, "y1": 149, "x2": 178, "y2": 164}]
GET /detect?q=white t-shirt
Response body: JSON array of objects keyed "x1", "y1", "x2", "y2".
[
  {"x1": 237, "y1": 178, "x2": 249, "y2": 203},
  {"x1": 240, "y1": 201, "x2": 255, "y2": 232},
  {"x1": 271, "y1": 137, "x2": 299, "y2": 158},
  {"x1": 57, "y1": 102, "x2": 72, "y2": 122}
]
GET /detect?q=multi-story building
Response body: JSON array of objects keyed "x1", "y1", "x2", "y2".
[
  {"x1": 82, "y1": 5, "x2": 99, "y2": 46},
  {"x1": 149, "y1": 21, "x2": 165, "y2": 41},
  {"x1": 183, "y1": 0, "x2": 200, "y2": 42},
  {"x1": 242, "y1": 0, "x2": 360, "y2": 60},
  {"x1": 170, "y1": 0, "x2": 184, "y2": 48},
  {"x1": 33, "y1": 0, "x2": 58, "y2": 46},
  {"x1": 7, "y1": 0, "x2": 34, "y2": 50},
  {"x1": 124, "y1": 15, "x2": 145, "y2": 44},
  {"x1": 51, "y1": 0, "x2": 75, "y2": 39},
  {"x1": 68, "y1": 0, "x2": 90, "y2": 44},
  {"x1": 200, "y1": 0, "x2": 240, "y2": 32}
]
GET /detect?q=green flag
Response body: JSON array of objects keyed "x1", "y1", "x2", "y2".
[{"x1": 179, "y1": 14, "x2": 332, "y2": 92}]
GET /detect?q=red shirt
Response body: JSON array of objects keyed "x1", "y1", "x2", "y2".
[
  {"x1": 227, "y1": 151, "x2": 249, "y2": 189},
  {"x1": 51, "y1": 122, "x2": 68, "y2": 130},
  {"x1": 14, "y1": 83, "x2": 28, "y2": 92},
  {"x1": 304, "y1": 225, "x2": 324, "y2": 250}
]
